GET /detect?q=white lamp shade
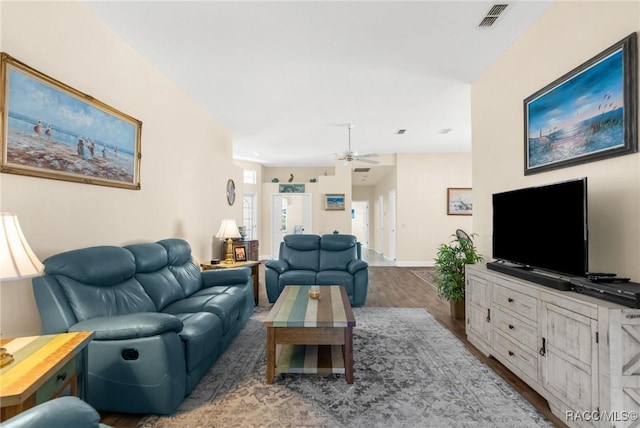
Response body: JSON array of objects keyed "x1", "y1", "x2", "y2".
[
  {"x1": 215, "y1": 219, "x2": 241, "y2": 239},
  {"x1": 0, "y1": 213, "x2": 44, "y2": 280}
]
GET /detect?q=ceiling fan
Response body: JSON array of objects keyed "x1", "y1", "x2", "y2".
[{"x1": 335, "y1": 124, "x2": 379, "y2": 164}]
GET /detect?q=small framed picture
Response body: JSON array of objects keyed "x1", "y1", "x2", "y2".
[
  {"x1": 447, "y1": 188, "x2": 473, "y2": 216},
  {"x1": 234, "y1": 246, "x2": 247, "y2": 262},
  {"x1": 325, "y1": 193, "x2": 345, "y2": 210}
]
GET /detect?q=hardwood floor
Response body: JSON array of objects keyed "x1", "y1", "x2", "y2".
[{"x1": 101, "y1": 266, "x2": 566, "y2": 427}]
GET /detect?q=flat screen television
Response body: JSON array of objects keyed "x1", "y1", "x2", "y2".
[{"x1": 492, "y1": 177, "x2": 588, "y2": 277}]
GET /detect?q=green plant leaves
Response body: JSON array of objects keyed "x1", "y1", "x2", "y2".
[{"x1": 434, "y1": 232, "x2": 483, "y2": 302}]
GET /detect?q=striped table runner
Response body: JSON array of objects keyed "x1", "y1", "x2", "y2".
[
  {"x1": 276, "y1": 345, "x2": 345, "y2": 374},
  {"x1": 263, "y1": 285, "x2": 355, "y2": 328}
]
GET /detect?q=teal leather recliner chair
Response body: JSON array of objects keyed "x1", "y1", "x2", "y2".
[{"x1": 265, "y1": 234, "x2": 369, "y2": 306}]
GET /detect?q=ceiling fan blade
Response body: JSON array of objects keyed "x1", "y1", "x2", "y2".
[
  {"x1": 357, "y1": 153, "x2": 379, "y2": 158},
  {"x1": 357, "y1": 158, "x2": 380, "y2": 164}
]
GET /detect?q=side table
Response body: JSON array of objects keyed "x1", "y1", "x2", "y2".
[
  {"x1": 0, "y1": 331, "x2": 94, "y2": 421},
  {"x1": 201, "y1": 260, "x2": 260, "y2": 305}
]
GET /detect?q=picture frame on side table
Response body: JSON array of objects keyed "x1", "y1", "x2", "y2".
[
  {"x1": 234, "y1": 246, "x2": 247, "y2": 262},
  {"x1": 0, "y1": 53, "x2": 142, "y2": 189},
  {"x1": 447, "y1": 188, "x2": 472, "y2": 216},
  {"x1": 325, "y1": 193, "x2": 345, "y2": 210},
  {"x1": 524, "y1": 32, "x2": 637, "y2": 175}
]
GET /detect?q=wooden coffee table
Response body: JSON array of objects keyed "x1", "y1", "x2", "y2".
[{"x1": 263, "y1": 285, "x2": 356, "y2": 384}]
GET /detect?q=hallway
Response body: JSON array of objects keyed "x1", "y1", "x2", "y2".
[{"x1": 361, "y1": 248, "x2": 395, "y2": 267}]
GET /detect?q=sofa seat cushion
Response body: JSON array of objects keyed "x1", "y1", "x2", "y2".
[
  {"x1": 190, "y1": 286, "x2": 231, "y2": 297},
  {"x1": 175, "y1": 312, "x2": 222, "y2": 372},
  {"x1": 162, "y1": 294, "x2": 241, "y2": 334},
  {"x1": 278, "y1": 270, "x2": 318, "y2": 287},
  {"x1": 316, "y1": 271, "x2": 355, "y2": 296},
  {"x1": 69, "y1": 313, "x2": 183, "y2": 340}
]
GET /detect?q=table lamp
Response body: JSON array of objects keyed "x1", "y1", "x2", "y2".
[
  {"x1": 0, "y1": 212, "x2": 44, "y2": 367},
  {"x1": 215, "y1": 219, "x2": 241, "y2": 264}
]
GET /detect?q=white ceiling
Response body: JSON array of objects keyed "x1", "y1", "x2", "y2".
[{"x1": 86, "y1": 0, "x2": 552, "y2": 167}]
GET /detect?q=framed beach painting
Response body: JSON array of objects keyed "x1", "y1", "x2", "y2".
[
  {"x1": 325, "y1": 193, "x2": 345, "y2": 211},
  {"x1": 0, "y1": 53, "x2": 142, "y2": 189},
  {"x1": 447, "y1": 188, "x2": 472, "y2": 216},
  {"x1": 524, "y1": 33, "x2": 637, "y2": 175}
]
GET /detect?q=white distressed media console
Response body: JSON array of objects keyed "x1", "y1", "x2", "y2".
[{"x1": 465, "y1": 264, "x2": 640, "y2": 428}]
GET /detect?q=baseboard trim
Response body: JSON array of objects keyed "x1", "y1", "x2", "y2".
[{"x1": 395, "y1": 261, "x2": 436, "y2": 268}]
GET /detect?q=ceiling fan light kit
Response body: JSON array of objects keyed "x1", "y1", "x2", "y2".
[{"x1": 335, "y1": 124, "x2": 380, "y2": 165}]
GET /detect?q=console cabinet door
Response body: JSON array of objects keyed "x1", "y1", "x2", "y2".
[
  {"x1": 540, "y1": 301, "x2": 599, "y2": 416},
  {"x1": 466, "y1": 274, "x2": 492, "y2": 353}
]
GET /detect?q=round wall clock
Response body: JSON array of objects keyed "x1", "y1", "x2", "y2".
[{"x1": 226, "y1": 179, "x2": 236, "y2": 205}]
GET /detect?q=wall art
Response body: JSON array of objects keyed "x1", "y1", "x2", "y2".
[
  {"x1": 1, "y1": 53, "x2": 142, "y2": 189},
  {"x1": 524, "y1": 33, "x2": 637, "y2": 175}
]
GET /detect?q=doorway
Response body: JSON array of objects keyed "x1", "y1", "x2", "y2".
[
  {"x1": 388, "y1": 190, "x2": 397, "y2": 261},
  {"x1": 351, "y1": 201, "x2": 369, "y2": 248},
  {"x1": 271, "y1": 193, "x2": 312, "y2": 258}
]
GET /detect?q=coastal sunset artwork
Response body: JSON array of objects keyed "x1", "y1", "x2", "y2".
[
  {"x1": 1, "y1": 53, "x2": 141, "y2": 189},
  {"x1": 524, "y1": 33, "x2": 637, "y2": 175}
]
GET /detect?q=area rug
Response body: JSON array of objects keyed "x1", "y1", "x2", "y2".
[
  {"x1": 411, "y1": 269, "x2": 438, "y2": 288},
  {"x1": 138, "y1": 308, "x2": 553, "y2": 428}
]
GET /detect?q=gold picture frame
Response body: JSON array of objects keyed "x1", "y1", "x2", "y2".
[
  {"x1": 1, "y1": 53, "x2": 142, "y2": 190},
  {"x1": 447, "y1": 188, "x2": 472, "y2": 216}
]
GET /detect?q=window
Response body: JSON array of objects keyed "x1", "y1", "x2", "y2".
[
  {"x1": 242, "y1": 194, "x2": 257, "y2": 240},
  {"x1": 281, "y1": 198, "x2": 288, "y2": 232},
  {"x1": 243, "y1": 169, "x2": 256, "y2": 184}
]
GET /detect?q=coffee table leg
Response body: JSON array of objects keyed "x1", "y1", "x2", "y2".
[
  {"x1": 344, "y1": 327, "x2": 353, "y2": 384},
  {"x1": 266, "y1": 327, "x2": 275, "y2": 384}
]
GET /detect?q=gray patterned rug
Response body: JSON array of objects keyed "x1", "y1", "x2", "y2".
[{"x1": 138, "y1": 308, "x2": 554, "y2": 428}]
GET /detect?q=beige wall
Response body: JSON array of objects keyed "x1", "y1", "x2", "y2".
[
  {"x1": 472, "y1": 1, "x2": 640, "y2": 278},
  {"x1": 259, "y1": 163, "x2": 353, "y2": 258},
  {"x1": 396, "y1": 153, "x2": 473, "y2": 265},
  {"x1": 0, "y1": 1, "x2": 241, "y2": 337},
  {"x1": 263, "y1": 167, "x2": 334, "y2": 184}
]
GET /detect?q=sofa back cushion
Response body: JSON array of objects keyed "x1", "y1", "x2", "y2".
[
  {"x1": 319, "y1": 234, "x2": 359, "y2": 271},
  {"x1": 158, "y1": 239, "x2": 203, "y2": 297},
  {"x1": 125, "y1": 242, "x2": 186, "y2": 310},
  {"x1": 281, "y1": 235, "x2": 321, "y2": 271},
  {"x1": 44, "y1": 246, "x2": 156, "y2": 321}
]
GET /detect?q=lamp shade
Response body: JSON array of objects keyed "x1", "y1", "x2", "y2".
[
  {"x1": 0, "y1": 213, "x2": 44, "y2": 280},
  {"x1": 215, "y1": 219, "x2": 241, "y2": 239}
]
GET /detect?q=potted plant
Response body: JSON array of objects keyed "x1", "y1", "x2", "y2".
[{"x1": 434, "y1": 229, "x2": 483, "y2": 320}]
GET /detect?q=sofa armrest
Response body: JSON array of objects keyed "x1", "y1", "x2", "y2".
[
  {"x1": 201, "y1": 267, "x2": 250, "y2": 287},
  {"x1": 0, "y1": 396, "x2": 106, "y2": 428},
  {"x1": 68, "y1": 313, "x2": 183, "y2": 340},
  {"x1": 265, "y1": 259, "x2": 289, "y2": 274},
  {"x1": 347, "y1": 259, "x2": 369, "y2": 275}
]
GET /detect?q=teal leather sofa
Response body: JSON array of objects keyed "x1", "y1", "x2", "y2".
[
  {"x1": 0, "y1": 397, "x2": 111, "y2": 428},
  {"x1": 31, "y1": 238, "x2": 253, "y2": 415},
  {"x1": 265, "y1": 234, "x2": 369, "y2": 306}
]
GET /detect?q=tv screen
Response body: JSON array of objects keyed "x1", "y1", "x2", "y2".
[{"x1": 492, "y1": 178, "x2": 588, "y2": 277}]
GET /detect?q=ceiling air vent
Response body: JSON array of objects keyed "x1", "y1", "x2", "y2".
[
  {"x1": 479, "y1": 3, "x2": 509, "y2": 28},
  {"x1": 353, "y1": 168, "x2": 371, "y2": 173}
]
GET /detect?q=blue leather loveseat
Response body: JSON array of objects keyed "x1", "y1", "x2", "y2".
[
  {"x1": 265, "y1": 234, "x2": 369, "y2": 306},
  {"x1": 31, "y1": 238, "x2": 253, "y2": 415}
]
